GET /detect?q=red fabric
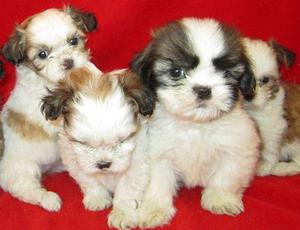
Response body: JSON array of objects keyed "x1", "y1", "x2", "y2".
[{"x1": 0, "y1": 0, "x2": 300, "y2": 229}]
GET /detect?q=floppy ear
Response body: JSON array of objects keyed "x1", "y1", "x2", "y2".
[
  {"x1": 120, "y1": 71, "x2": 156, "y2": 116},
  {"x1": 130, "y1": 44, "x2": 156, "y2": 91},
  {"x1": 65, "y1": 5, "x2": 98, "y2": 33},
  {"x1": 239, "y1": 61, "x2": 256, "y2": 101},
  {"x1": 0, "y1": 61, "x2": 4, "y2": 78},
  {"x1": 2, "y1": 28, "x2": 26, "y2": 65},
  {"x1": 41, "y1": 84, "x2": 74, "y2": 121},
  {"x1": 268, "y1": 40, "x2": 296, "y2": 68}
]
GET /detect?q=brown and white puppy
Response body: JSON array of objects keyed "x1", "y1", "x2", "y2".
[
  {"x1": 41, "y1": 63, "x2": 154, "y2": 229},
  {"x1": 0, "y1": 6, "x2": 97, "y2": 211},
  {"x1": 130, "y1": 18, "x2": 260, "y2": 228},
  {"x1": 243, "y1": 38, "x2": 298, "y2": 176}
]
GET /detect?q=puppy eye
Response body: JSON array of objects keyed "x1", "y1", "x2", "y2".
[
  {"x1": 69, "y1": 37, "x2": 79, "y2": 46},
  {"x1": 260, "y1": 76, "x2": 270, "y2": 85},
  {"x1": 170, "y1": 67, "x2": 184, "y2": 78},
  {"x1": 38, "y1": 51, "x2": 48, "y2": 59}
]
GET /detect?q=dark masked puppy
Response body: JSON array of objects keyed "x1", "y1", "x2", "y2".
[
  {"x1": 0, "y1": 6, "x2": 97, "y2": 211},
  {"x1": 130, "y1": 18, "x2": 260, "y2": 228},
  {"x1": 41, "y1": 63, "x2": 154, "y2": 229},
  {"x1": 243, "y1": 38, "x2": 299, "y2": 176}
]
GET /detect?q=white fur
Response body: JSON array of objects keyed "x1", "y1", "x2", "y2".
[
  {"x1": 0, "y1": 8, "x2": 91, "y2": 211},
  {"x1": 137, "y1": 19, "x2": 260, "y2": 228},
  {"x1": 54, "y1": 68, "x2": 150, "y2": 229},
  {"x1": 242, "y1": 38, "x2": 300, "y2": 176}
]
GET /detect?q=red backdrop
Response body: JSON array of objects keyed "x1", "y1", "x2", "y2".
[{"x1": 0, "y1": 1, "x2": 300, "y2": 229}]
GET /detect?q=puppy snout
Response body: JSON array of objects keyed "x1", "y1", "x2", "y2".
[
  {"x1": 193, "y1": 86, "x2": 212, "y2": 100},
  {"x1": 63, "y1": 59, "x2": 74, "y2": 70},
  {"x1": 96, "y1": 161, "x2": 112, "y2": 169}
]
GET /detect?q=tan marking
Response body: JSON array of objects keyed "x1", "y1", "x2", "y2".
[
  {"x1": 6, "y1": 109, "x2": 51, "y2": 141},
  {"x1": 283, "y1": 83, "x2": 300, "y2": 143}
]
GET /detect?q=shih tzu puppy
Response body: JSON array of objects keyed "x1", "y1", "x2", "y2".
[
  {"x1": 0, "y1": 6, "x2": 97, "y2": 211},
  {"x1": 130, "y1": 18, "x2": 260, "y2": 228},
  {"x1": 243, "y1": 38, "x2": 298, "y2": 176},
  {"x1": 41, "y1": 63, "x2": 154, "y2": 229}
]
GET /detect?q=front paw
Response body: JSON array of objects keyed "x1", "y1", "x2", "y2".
[
  {"x1": 139, "y1": 201, "x2": 176, "y2": 228},
  {"x1": 108, "y1": 208, "x2": 138, "y2": 230},
  {"x1": 256, "y1": 160, "x2": 273, "y2": 176},
  {"x1": 201, "y1": 188, "x2": 244, "y2": 216},
  {"x1": 83, "y1": 192, "x2": 112, "y2": 211},
  {"x1": 40, "y1": 191, "x2": 62, "y2": 212}
]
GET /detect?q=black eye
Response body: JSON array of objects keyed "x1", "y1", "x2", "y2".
[
  {"x1": 170, "y1": 67, "x2": 184, "y2": 78},
  {"x1": 261, "y1": 76, "x2": 270, "y2": 84},
  {"x1": 69, "y1": 37, "x2": 79, "y2": 46},
  {"x1": 38, "y1": 51, "x2": 48, "y2": 59}
]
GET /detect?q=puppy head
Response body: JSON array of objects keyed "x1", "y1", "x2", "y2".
[
  {"x1": 41, "y1": 63, "x2": 154, "y2": 175},
  {"x1": 2, "y1": 6, "x2": 97, "y2": 83},
  {"x1": 243, "y1": 38, "x2": 295, "y2": 108},
  {"x1": 131, "y1": 18, "x2": 255, "y2": 122}
]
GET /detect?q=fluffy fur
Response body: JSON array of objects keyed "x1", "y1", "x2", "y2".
[
  {"x1": 242, "y1": 38, "x2": 299, "y2": 176},
  {"x1": 0, "y1": 6, "x2": 97, "y2": 211},
  {"x1": 41, "y1": 63, "x2": 155, "y2": 229},
  {"x1": 130, "y1": 18, "x2": 260, "y2": 228}
]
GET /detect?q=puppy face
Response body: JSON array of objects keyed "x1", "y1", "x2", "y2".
[
  {"x1": 243, "y1": 38, "x2": 295, "y2": 108},
  {"x1": 41, "y1": 64, "x2": 154, "y2": 175},
  {"x1": 2, "y1": 6, "x2": 97, "y2": 83},
  {"x1": 131, "y1": 18, "x2": 255, "y2": 122}
]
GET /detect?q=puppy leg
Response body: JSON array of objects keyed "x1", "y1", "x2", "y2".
[
  {"x1": 69, "y1": 172, "x2": 112, "y2": 211},
  {"x1": 256, "y1": 118, "x2": 286, "y2": 176},
  {"x1": 138, "y1": 160, "x2": 177, "y2": 229},
  {"x1": 0, "y1": 156, "x2": 61, "y2": 211},
  {"x1": 108, "y1": 153, "x2": 150, "y2": 230},
  {"x1": 271, "y1": 141, "x2": 300, "y2": 176},
  {"x1": 82, "y1": 186, "x2": 112, "y2": 211},
  {"x1": 201, "y1": 152, "x2": 257, "y2": 216}
]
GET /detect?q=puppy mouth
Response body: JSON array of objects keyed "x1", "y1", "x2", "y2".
[{"x1": 196, "y1": 101, "x2": 208, "y2": 108}]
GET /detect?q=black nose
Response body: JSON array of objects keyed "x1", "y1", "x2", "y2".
[
  {"x1": 63, "y1": 59, "x2": 74, "y2": 70},
  {"x1": 96, "y1": 161, "x2": 112, "y2": 169},
  {"x1": 193, "y1": 86, "x2": 212, "y2": 100}
]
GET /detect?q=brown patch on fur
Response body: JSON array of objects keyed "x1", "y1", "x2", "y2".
[
  {"x1": 282, "y1": 83, "x2": 300, "y2": 143},
  {"x1": 269, "y1": 40, "x2": 296, "y2": 68},
  {"x1": 6, "y1": 109, "x2": 51, "y2": 141}
]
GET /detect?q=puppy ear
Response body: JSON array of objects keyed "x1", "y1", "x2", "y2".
[
  {"x1": 239, "y1": 61, "x2": 256, "y2": 101},
  {"x1": 2, "y1": 28, "x2": 26, "y2": 65},
  {"x1": 0, "y1": 61, "x2": 4, "y2": 79},
  {"x1": 41, "y1": 83, "x2": 74, "y2": 121},
  {"x1": 130, "y1": 44, "x2": 155, "y2": 90},
  {"x1": 65, "y1": 5, "x2": 98, "y2": 33},
  {"x1": 268, "y1": 40, "x2": 296, "y2": 68},
  {"x1": 120, "y1": 71, "x2": 155, "y2": 116}
]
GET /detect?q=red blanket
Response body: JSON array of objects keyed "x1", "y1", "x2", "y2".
[{"x1": 0, "y1": 1, "x2": 300, "y2": 229}]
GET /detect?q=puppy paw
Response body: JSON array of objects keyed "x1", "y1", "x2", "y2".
[
  {"x1": 139, "y1": 202, "x2": 176, "y2": 228},
  {"x1": 40, "y1": 191, "x2": 62, "y2": 212},
  {"x1": 201, "y1": 188, "x2": 244, "y2": 216},
  {"x1": 256, "y1": 161, "x2": 273, "y2": 176},
  {"x1": 108, "y1": 208, "x2": 138, "y2": 230},
  {"x1": 83, "y1": 192, "x2": 112, "y2": 211}
]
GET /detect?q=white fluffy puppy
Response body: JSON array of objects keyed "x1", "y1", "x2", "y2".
[
  {"x1": 243, "y1": 38, "x2": 298, "y2": 176},
  {"x1": 130, "y1": 18, "x2": 260, "y2": 228},
  {"x1": 41, "y1": 63, "x2": 154, "y2": 229},
  {"x1": 0, "y1": 6, "x2": 97, "y2": 211}
]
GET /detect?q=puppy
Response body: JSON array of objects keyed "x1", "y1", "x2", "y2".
[
  {"x1": 130, "y1": 18, "x2": 260, "y2": 228},
  {"x1": 0, "y1": 6, "x2": 97, "y2": 211},
  {"x1": 243, "y1": 38, "x2": 298, "y2": 176},
  {"x1": 41, "y1": 63, "x2": 154, "y2": 229}
]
